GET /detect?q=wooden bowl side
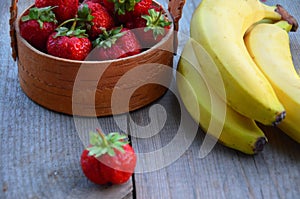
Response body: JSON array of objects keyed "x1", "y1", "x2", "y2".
[
  {"x1": 81, "y1": 43, "x2": 174, "y2": 116},
  {"x1": 16, "y1": 31, "x2": 81, "y2": 114}
]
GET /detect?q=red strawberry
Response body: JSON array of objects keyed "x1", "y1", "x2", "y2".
[
  {"x1": 46, "y1": 23, "x2": 92, "y2": 60},
  {"x1": 125, "y1": 3, "x2": 161, "y2": 28},
  {"x1": 101, "y1": 0, "x2": 116, "y2": 14},
  {"x1": 89, "y1": 26, "x2": 141, "y2": 60},
  {"x1": 90, "y1": 40, "x2": 128, "y2": 60},
  {"x1": 78, "y1": 2, "x2": 114, "y2": 39},
  {"x1": 80, "y1": 129, "x2": 137, "y2": 185},
  {"x1": 80, "y1": 149, "x2": 108, "y2": 184},
  {"x1": 102, "y1": 0, "x2": 152, "y2": 23},
  {"x1": 132, "y1": 0, "x2": 152, "y2": 16},
  {"x1": 129, "y1": 8, "x2": 172, "y2": 48},
  {"x1": 20, "y1": 6, "x2": 58, "y2": 52},
  {"x1": 116, "y1": 28, "x2": 142, "y2": 56},
  {"x1": 35, "y1": 0, "x2": 79, "y2": 22},
  {"x1": 81, "y1": 1, "x2": 103, "y2": 12}
]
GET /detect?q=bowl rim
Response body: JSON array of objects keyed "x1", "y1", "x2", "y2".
[{"x1": 15, "y1": 0, "x2": 175, "y2": 64}]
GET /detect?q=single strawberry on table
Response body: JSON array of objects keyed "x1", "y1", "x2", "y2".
[
  {"x1": 46, "y1": 19, "x2": 92, "y2": 60},
  {"x1": 88, "y1": 26, "x2": 141, "y2": 61},
  {"x1": 80, "y1": 129, "x2": 137, "y2": 185},
  {"x1": 20, "y1": 6, "x2": 58, "y2": 52},
  {"x1": 35, "y1": 0, "x2": 79, "y2": 22}
]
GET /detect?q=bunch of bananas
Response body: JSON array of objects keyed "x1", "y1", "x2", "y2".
[{"x1": 176, "y1": 0, "x2": 299, "y2": 154}]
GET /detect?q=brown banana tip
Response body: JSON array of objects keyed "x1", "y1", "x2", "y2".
[
  {"x1": 254, "y1": 137, "x2": 268, "y2": 153},
  {"x1": 272, "y1": 111, "x2": 286, "y2": 126},
  {"x1": 276, "y1": 4, "x2": 299, "y2": 32}
]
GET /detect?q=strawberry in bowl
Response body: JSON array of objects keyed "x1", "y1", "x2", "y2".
[
  {"x1": 127, "y1": 7, "x2": 172, "y2": 48},
  {"x1": 88, "y1": 26, "x2": 141, "y2": 60},
  {"x1": 102, "y1": 0, "x2": 152, "y2": 22},
  {"x1": 19, "y1": 6, "x2": 58, "y2": 52},
  {"x1": 35, "y1": 0, "x2": 79, "y2": 22},
  {"x1": 78, "y1": 1, "x2": 115, "y2": 40}
]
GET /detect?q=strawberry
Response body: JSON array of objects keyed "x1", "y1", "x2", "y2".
[
  {"x1": 101, "y1": 0, "x2": 117, "y2": 14},
  {"x1": 78, "y1": 2, "x2": 114, "y2": 39},
  {"x1": 125, "y1": 3, "x2": 162, "y2": 28},
  {"x1": 47, "y1": 32, "x2": 92, "y2": 61},
  {"x1": 89, "y1": 26, "x2": 141, "y2": 60},
  {"x1": 129, "y1": 8, "x2": 172, "y2": 48},
  {"x1": 102, "y1": 0, "x2": 152, "y2": 23},
  {"x1": 20, "y1": 6, "x2": 58, "y2": 52},
  {"x1": 35, "y1": 0, "x2": 79, "y2": 22},
  {"x1": 46, "y1": 19, "x2": 92, "y2": 60},
  {"x1": 132, "y1": 0, "x2": 152, "y2": 16},
  {"x1": 80, "y1": 129, "x2": 137, "y2": 185}
]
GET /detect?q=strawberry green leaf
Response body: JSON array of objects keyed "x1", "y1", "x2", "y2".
[
  {"x1": 21, "y1": 6, "x2": 58, "y2": 29},
  {"x1": 142, "y1": 9, "x2": 172, "y2": 40},
  {"x1": 89, "y1": 131, "x2": 103, "y2": 146},
  {"x1": 86, "y1": 129, "x2": 129, "y2": 157},
  {"x1": 106, "y1": 0, "x2": 141, "y2": 15},
  {"x1": 88, "y1": 146, "x2": 105, "y2": 157},
  {"x1": 93, "y1": 26, "x2": 126, "y2": 49},
  {"x1": 107, "y1": 148, "x2": 116, "y2": 156},
  {"x1": 54, "y1": 26, "x2": 88, "y2": 38},
  {"x1": 77, "y1": 4, "x2": 94, "y2": 22}
]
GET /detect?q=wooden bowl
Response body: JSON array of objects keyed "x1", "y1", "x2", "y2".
[{"x1": 10, "y1": 0, "x2": 185, "y2": 117}]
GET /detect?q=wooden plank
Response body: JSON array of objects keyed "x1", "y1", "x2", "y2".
[
  {"x1": 131, "y1": 0, "x2": 300, "y2": 198},
  {"x1": 1, "y1": 0, "x2": 133, "y2": 198},
  {"x1": 1, "y1": 0, "x2": 300, "y2": 198}
]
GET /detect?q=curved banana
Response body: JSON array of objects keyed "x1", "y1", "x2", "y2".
[
  {"x1": 190, "y1": 0, "x2": 285, "y2": 125},
  {"x1": 177, "y1": 39, "x2": 268, "y2": 154},
  {"x1": 244, "y1": 20, "x2": 300, "y2": 143}
]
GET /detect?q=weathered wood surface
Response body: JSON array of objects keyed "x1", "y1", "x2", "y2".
[{"x1": 1, "y1": 0, "x2": 300, "y2": 199}]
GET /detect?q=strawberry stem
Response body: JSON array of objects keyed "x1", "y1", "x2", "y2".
[
  {"x1": 53, "y1": 15, "x2": 90, "y2": 38},
  {"x1": 142, "y1": 9, "x2": 172, "y2": 40},
  {"x1": 153, "y1": 10, "x2": 162, "y2": 26},
  {"x1": 56, "y1": 17, "x2": 87, "y2": 29},
  {"x1": 71, "y1": 19, "x2": 77, "y2": 31},
  {"x1": 96, "y1": 128, "x2": 109, "y2": 147}
]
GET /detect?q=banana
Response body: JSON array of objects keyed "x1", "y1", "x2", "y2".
[
  {"x1": 190, "y1": 0, "x2": 285, "y2": 126},
  {"x1": 244, "y1": 20, "x2": 300, "y2": 143},
  {"x1": 177, "y1": 39, "x2": 268, "y2": 154}
]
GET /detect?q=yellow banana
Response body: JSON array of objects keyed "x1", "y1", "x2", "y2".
[
  {"x1": 190, "y1": 0, "x2": 285, "y2": 125},
  {"x1": 244, "y1": 20, "x2": 300, "y2": 143},
  {"x1": 177, "y1": 39, "x2": 268, "y2": 154}
]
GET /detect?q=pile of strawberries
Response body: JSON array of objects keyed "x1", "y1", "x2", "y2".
[{"x1": 19, "y1": 0, "x2": 172, "y2": 61}]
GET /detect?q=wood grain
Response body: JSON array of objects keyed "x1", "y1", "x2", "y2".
[
  {"x1": 1, "y1": 0, "x2": 300, "y2": 199},
  {"x1": 2, "y1": 0, "x2": 133, "y2": 198},
  {"x1": 130, "y1": 0, "x2": 300, "y2": 199}
]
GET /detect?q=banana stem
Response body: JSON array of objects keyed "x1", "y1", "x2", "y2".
[
  {"x1": 275, "y1": 4, "x2": 299, "y2": 32},
  {"x1": 274, "y1": 20, "x2": 293, "y2": 32},
  {"x1": 254, "y1": 137, "x2": 268, "y2": 154}
]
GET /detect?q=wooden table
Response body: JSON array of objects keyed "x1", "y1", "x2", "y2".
[{"x1": 1, "y1": 0, "x2": 300, "y2": 198}]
